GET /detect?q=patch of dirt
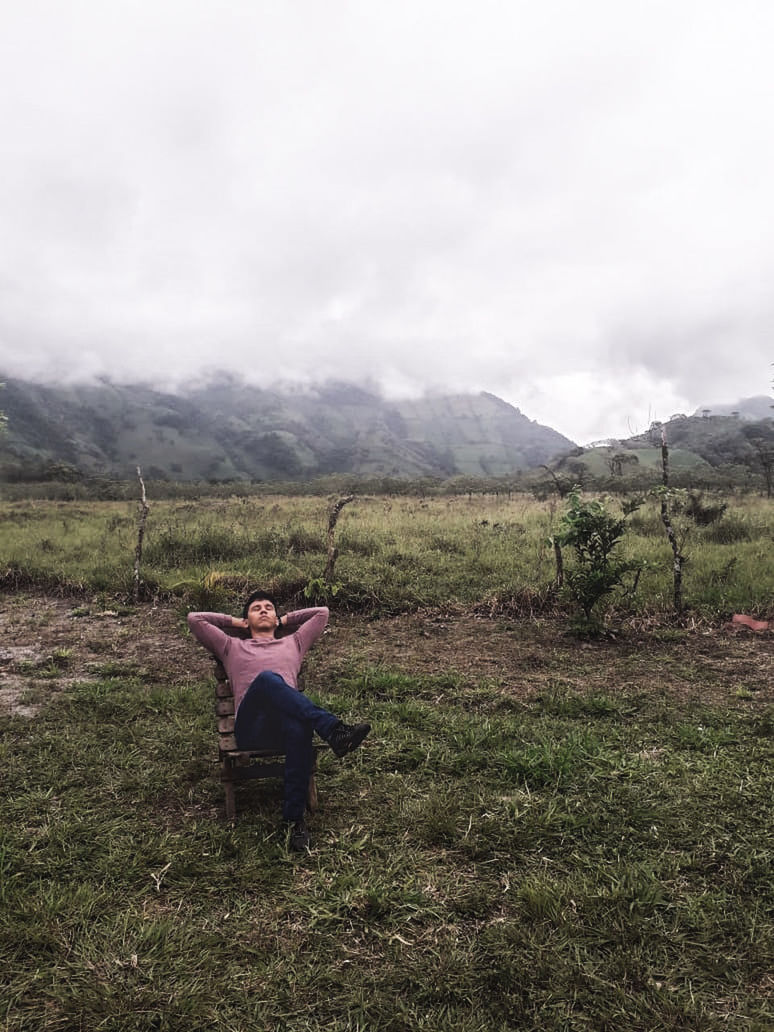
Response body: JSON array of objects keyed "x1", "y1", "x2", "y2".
[
  {"x1": 0, "y1": 593, "x2": 772, "y2": 718},
  {"x1": 0, "y1": 593, "x2": 213, "y2": 717},
  {"x1": 323, "y1": 609, "x2": 774, "y2": 706}
]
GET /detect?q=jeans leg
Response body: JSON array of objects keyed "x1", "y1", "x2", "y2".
[
  {"x1": 281, "y1": 717, "x2": 314, "y2": 820},
  {"x1": 233, "y1": 671, "x2": 338, "y2": 821},
  {"x1": 233, "y1": 706, "x2": 282, "y2": 751},
  {"x1": 236, "y1": 671, "x2": 339, "y2": 743}
]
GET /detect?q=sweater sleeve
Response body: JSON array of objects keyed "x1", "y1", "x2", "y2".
[
  {"x1": 187, "y1": 612, "x2": 235, "y2": 660},
  {"x1": 283, "y1": 607, "x2": 329, "y2": 658}
]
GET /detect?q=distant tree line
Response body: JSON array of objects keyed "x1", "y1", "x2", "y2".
[{"x1": 2, "y1": 460, "x2": 773, "y2": 503}]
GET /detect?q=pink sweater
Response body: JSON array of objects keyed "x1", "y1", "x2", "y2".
[{"x1": 187, "y1": 607, "x2": 329, "y2": 712}]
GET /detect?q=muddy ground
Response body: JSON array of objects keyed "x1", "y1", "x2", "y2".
[{"x1": 1, "y1": 593, "x2": 772, "y2": 718}]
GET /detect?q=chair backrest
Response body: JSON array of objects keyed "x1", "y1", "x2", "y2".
[
  {"x1": 213, "y1": 660, "x2": 238, "y2": 752},
  {"x1": 210, "y1": 622, "x2": 307, "y2": 754}
]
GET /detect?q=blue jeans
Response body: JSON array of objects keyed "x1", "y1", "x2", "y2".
[{"x1": 234, "y1": 671, "x2": 340, "y2": 821}]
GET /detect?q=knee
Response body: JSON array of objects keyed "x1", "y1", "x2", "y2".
[{"x1": 250, "y1": 670, "x2": 285, "y2": 695}]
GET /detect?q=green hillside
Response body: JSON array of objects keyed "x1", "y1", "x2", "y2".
[
  {"x1": 559, "y1": 445, "x2": 712, "y2": 478},
  {"x1": 395, "y1": 392, "x2": 571, "y2": 476},
  {"x1": 629, "y1": 412, "x2": 774, "y2": 469},
  {"x1": 0, "y1": 376, "x2": 574, "y2": 482},
  {"x1": 3, "y1": 376, "x2": 770, "y2": 487},
  {"x1": 545, "y1": 406, "x2": 774, "y2": 491}
]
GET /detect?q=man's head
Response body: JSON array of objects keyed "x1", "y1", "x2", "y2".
[
  {"x1": 242, "y1": 591, "x2": 281, "y2": 637},
  {"x1": 243, "y1": 590, "x2": 279, "y2": 619}
]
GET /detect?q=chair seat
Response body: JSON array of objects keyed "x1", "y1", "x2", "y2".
[{"x1": 213, "y1": 661, "x2": 323, "y2": 820}]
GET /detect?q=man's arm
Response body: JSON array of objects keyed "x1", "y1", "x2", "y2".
[
  {"x1": 187, "y1": 612, "x2": 244, "y2": 658},
  {"x1": 282, "y1": 607, "x2": 329, "y2": 656}
]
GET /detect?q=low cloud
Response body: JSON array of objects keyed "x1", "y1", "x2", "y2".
[{"x1": 1, "y1": 1, "x2": 772, "y2": 443}]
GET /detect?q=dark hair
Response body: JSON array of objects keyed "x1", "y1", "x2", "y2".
[{"x1": 242, "y1": 591, "x2": 279, "y2": 620}]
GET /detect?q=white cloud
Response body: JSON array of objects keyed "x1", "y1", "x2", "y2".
[{"x1": 1, "y1": 0, "x2": 772, "y2": 440}]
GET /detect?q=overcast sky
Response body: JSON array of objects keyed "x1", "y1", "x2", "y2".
[{"x1": 1, "y1": 1, "x2": 773, "y2": 443}]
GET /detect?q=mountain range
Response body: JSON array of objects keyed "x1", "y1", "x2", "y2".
[
  {"x1": 0, "y1": 376, "x2": 573, "y2": 481},
  {"x1": 0, "y1": 375, "x2": 770, "y2": 483}
]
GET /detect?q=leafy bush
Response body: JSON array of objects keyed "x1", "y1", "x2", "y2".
[
  {"x1": 303, "y1": 576, "x2": 342, "y2": 605},
  {"x1": 557, "y1": 491, "x2": 639, "y2": 625},
  {"x1": 684, "y1": 491, "x2": 727, "y2": 526},
  {"x1": 702, "y1": 515, "x2": 752, "y2": 544}
]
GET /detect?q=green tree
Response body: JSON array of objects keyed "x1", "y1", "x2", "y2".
[{"x1": 557, "y1": 490, "x2": 639, "y2": 626}]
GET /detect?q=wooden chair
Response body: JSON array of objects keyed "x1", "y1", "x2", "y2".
[{"x1": 213, "y1": 659, "x2": 323, "y2": 821}]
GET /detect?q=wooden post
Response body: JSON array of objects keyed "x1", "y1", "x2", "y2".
[
  {"x1": 223, "y1": 760, "x2": 237, "y2": 822},
  {"x1": 323, "y1": 495, "x2": 354, "y2": 584},
  {"x1": 552, "y1": 537, "x2": 564, "y2": 589},
  {"x1": 659, "y1": 430, "x2": 684, "y2": 614},
  {"x1": 133, "y1": 466, "x2": 150, "y2": 603}
]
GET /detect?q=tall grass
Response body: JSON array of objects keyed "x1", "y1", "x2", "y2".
[{"x1": 0, "y1": 493, "x2": 771, "y2": 618}]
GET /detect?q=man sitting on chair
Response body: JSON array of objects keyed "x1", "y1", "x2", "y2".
[{"x1": 188, "y1": 591, "x2": 370, "y2": 850}]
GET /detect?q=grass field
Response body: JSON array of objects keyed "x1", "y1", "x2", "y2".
[
  {"x1": 1, "y1": 590, "x2": 773, "y2": 1031},
  {"x1": 0, "y1": 492, "x2": 772, "y2": 621},
  {"x1": 1, "y1": 489, "x2": 773, "y2": 1029}
]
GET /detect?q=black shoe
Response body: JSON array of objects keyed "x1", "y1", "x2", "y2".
[
  {"x1": 328, "y1": 721, "x2": 371, "y2": 759},
  {"x1": 288, "y1": 817, "x2": 309, "y2": 851}
]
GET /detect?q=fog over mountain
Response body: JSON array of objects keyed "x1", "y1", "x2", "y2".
[
  {"x1": 2, "y1": 370, "x2": 769, "y2": 485},
  {"x1": 1, "y1": 2, "x2": 773, "y2": 443},
  {"x1": 0, "y1": 376, "x2": 575, "y2": 481}
]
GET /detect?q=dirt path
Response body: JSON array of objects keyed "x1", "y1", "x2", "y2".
[{"x1": 1, "y1": 593, "x2": 772, "y2": 717}]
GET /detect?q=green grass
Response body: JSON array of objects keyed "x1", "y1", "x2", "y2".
[
  {"x1": 0, "y1": 493, "x2": 772, "y2": 620},
  {"x1": 2, "y1": 635, "x2": 774, "y2": 1030}
]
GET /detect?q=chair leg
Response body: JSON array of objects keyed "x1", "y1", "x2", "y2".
[
  {"x1": 306, "y1": 750, "x2": 319, "y2": 812},
  {"x1": 224, "y1": 781, "x2": 236, "y2": 822},
  {"x1": 222, "y1": 758, "x2": 237, "y2": 822},
  {"x1": 307, "y1": 774, "x2": 318, "y2": 812}
]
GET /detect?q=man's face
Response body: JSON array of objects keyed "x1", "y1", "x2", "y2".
[{"x1": 247, "y1": 598, "x2": 278, "y2": 633}]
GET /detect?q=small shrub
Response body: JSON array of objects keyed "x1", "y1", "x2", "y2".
[
  {"x1": 684, "y1": 491, "x2": 727, "y2": 526},
  {"x1": 556, "y1": 490, "x2": 640, "y2": 625},
  {"x1": 51, "y1": 647, "x2": 73, "y2": 668},
  {"x1": 702, "y1": 515, "x2": 752, "y2": 544},
  {"x1": 303, "y1": 577, "x2": 342, "y2": 605}
]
